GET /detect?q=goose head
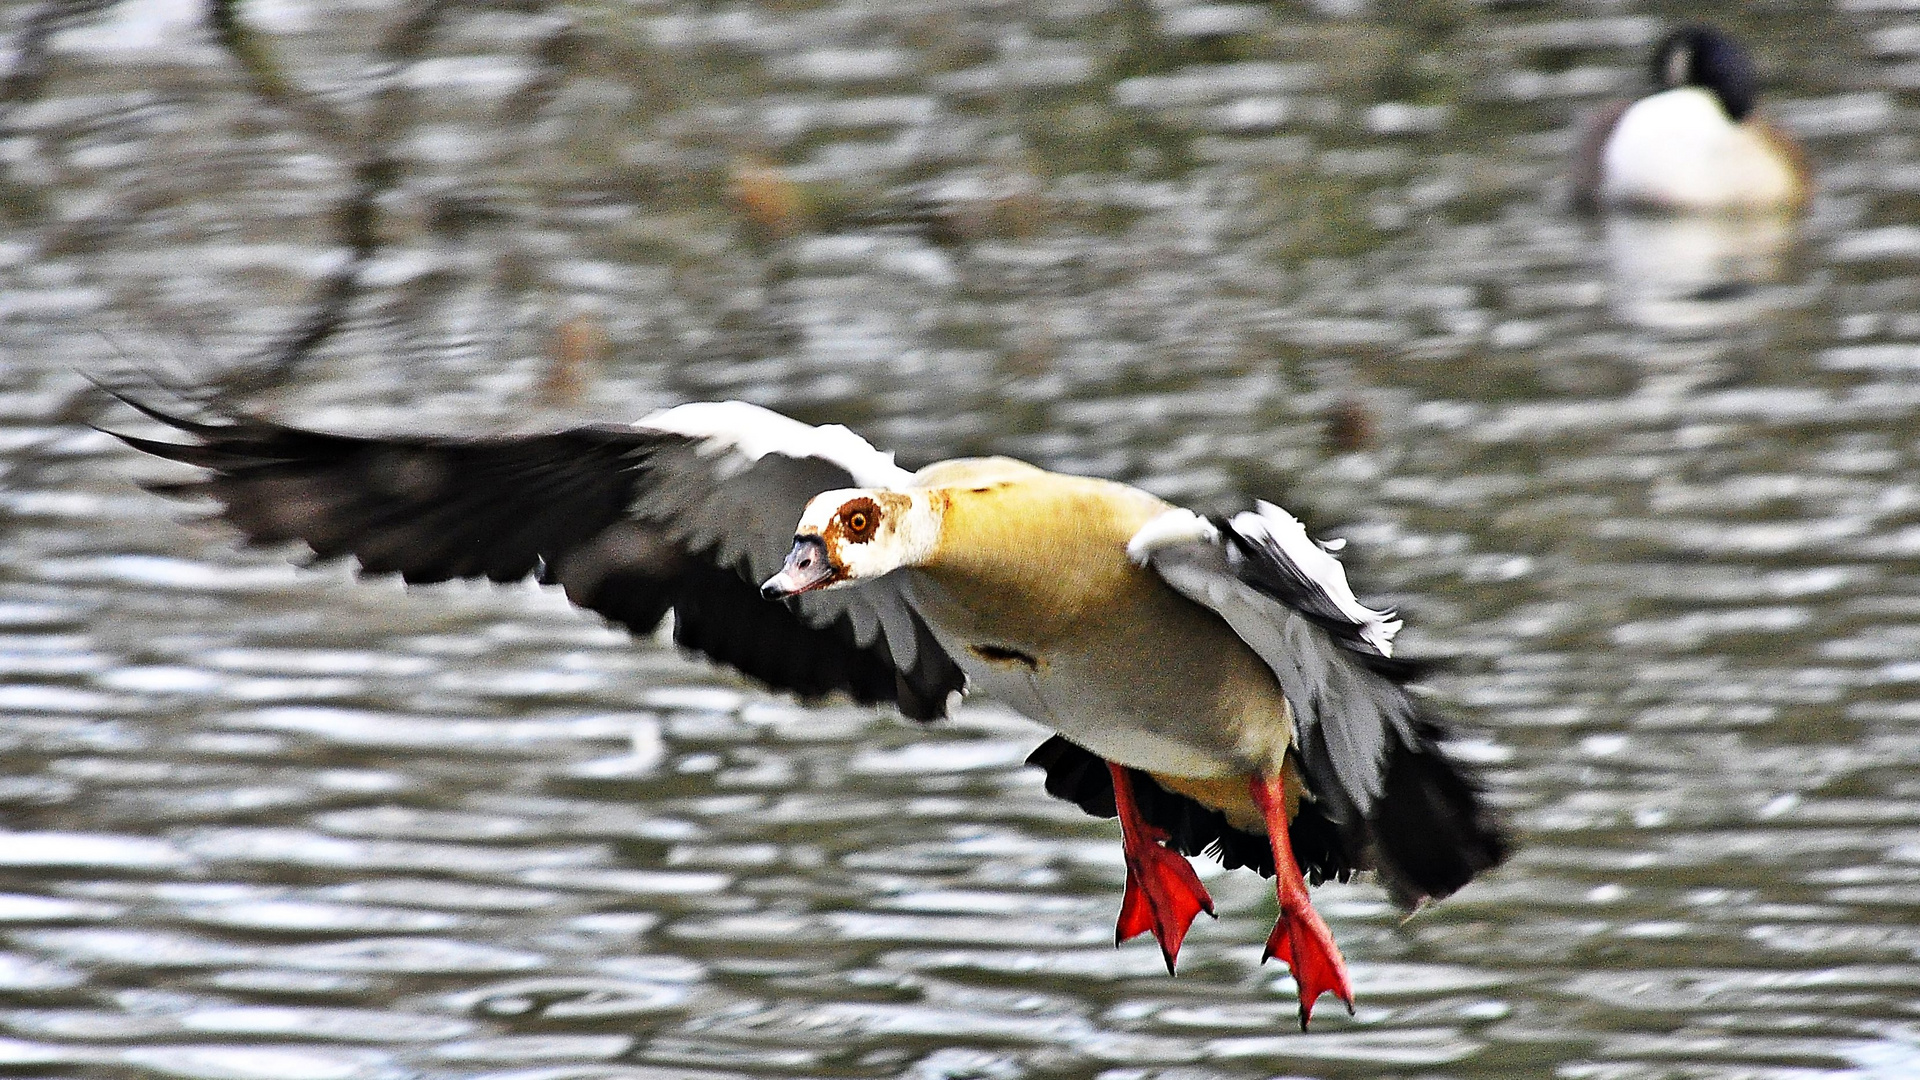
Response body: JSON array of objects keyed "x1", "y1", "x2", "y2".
[
  {"x1": 761, "y1": 488, "x2": 942, "y2": 598},
  {"x1": 1654, "y1": 25, "x2": 1759, "y2": 121}
]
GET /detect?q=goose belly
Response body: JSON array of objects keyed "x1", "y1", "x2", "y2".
[
  {"x1": 937, "y1": 622, "x2": 1292, "y2": 780},
  {"x1": 900, "y1": 548, "x2": 1294, "y2": 779},
  {"x1": 956, "y1": 652, "x2": 1243, "y2": 777}
]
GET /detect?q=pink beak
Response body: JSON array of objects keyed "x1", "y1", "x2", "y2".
[{"x1": 760, "y1": 536, "x2": 836, "y2": 599}]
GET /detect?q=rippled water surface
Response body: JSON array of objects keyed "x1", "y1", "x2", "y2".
[{"x1": 4, "y1": 0, "x2": 1920, "y2": 1076}]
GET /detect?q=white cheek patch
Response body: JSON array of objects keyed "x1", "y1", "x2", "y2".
[
  {"x1": 1600, "y1": 87, "x2": 1774, "y2": 211},
  {"x1": 836, "y1": 539, "x2": 891, "y2": 580}
]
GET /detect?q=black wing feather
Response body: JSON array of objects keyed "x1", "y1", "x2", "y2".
[{"x1": 109, "y1": 395, "x2": 965, "y2": 719}]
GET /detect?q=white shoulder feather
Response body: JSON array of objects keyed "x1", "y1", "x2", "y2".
[
  {"x1": 635, "y1": 401, "x2": 913, "y2": 488},
  {"x1": 1126, "y1": 508, "x2": 1220, "y2": 565}
]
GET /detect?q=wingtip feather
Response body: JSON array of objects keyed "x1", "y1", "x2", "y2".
[{"x1": 93, "y1": 382, "x2": 233, "y2": 437}]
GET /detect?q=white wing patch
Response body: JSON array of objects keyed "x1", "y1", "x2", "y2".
[
  {"x1": 1126, "y1": 508, "x2": 1220, "y2": 566},
  {"x1": 1231, "y1": 500, "x2": 1402, "y2": 656},
  {"x1": 635, "y1": 401, "x2": 913, "y2": 488}
]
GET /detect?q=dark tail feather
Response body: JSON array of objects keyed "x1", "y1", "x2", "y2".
[
  {"x1": 111, "y1": 431, "x2": 237, "y2": 470},
  {"x1": 1028, "y1": 735, "x2": 1116, "y2": 817},
  {"x1": 1029, "y1": 725, "x2": 1507, "y2": 906},
  {"x1": 1024, "y1": 736, "x2": 1361, "y2": 885},
  {"x1": 1281, "y1": 798, "x2": 1355, "y2": 887},
  {"x1": 1365, "y1": 714, "x2": 1510, "y2": 908}
]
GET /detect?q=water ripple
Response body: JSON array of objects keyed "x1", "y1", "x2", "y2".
[{"x1": 9, "y1": 1, "x2": 1920, "y2": 1075}]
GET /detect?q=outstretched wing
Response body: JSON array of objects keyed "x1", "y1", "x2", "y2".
[
  {"x1": 1135, "y1": 502, "x2": 1507, "y2": 908},
  {"x1": 108, "y1": 395, "x2": 965, "y2": 720}
]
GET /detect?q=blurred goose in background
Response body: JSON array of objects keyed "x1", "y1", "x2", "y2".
[
  {"x1": 112, "y1": 395, "x2": 1509, "y2": 1028},
  {"x1": 1574, "y1": 25, "x2": 1808, "y2": 214}
]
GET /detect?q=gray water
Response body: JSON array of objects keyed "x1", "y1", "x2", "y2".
[{"x1": 2, "y1": 0, "x2": 1920, "y2": 1076}]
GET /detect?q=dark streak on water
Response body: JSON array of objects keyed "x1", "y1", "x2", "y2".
[{"x1": 3, "y1": 0, "x2": 1920, "y2": 1077}]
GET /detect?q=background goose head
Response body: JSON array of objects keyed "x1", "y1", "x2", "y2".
[
  {"x1": 762, "y1": 487, "x2": 942, "y2": 597},
  {"x1": 1653, "y1": 25, "x2": 1760, "y2": 121},
  {"x1": 1574, "y1": 23, "x2": 1805, "y2": 215}
]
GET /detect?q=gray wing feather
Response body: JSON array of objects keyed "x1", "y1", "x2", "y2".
[
  {"x1": 630, "y1": 442, "x2": 922, "y2": 667},
  {"x1": 634, "y1": 442, "x2": 841, "y2": 578},
  {"x1": 1146, "y1": 518, "x2": 1509, "y2": 907},
  {"x1": 627, "y1": 438, "x2": 963, "y2": 716},
  {"x1": 1151, "y1": 547, "x2": 1413, "y2": 817},
  {"x1": 861, "y1": 581, "x2": 923, "y2": 673}
]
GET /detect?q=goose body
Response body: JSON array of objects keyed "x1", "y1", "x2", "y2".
[
  {"x1": 1599, "y1": 87, "x2": 1801, "y2": 212},
  {"x1": 1576, "y1": 26, "x2": 1807, "y2": 215},
  {"x1": 897, "y1": 461, "x2": 1285, "y2": 782},
  {"x1": 113, "y1": 394, "x2": 1508, "y2": 1027}
]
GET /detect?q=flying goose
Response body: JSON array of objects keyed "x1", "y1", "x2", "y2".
[
  {"x1": 111, "y1": 395, "x2": 1509, "y2": 1027},
  {"x1": 1573, "y1": 25, "x2": 1808, "y2": 215}
]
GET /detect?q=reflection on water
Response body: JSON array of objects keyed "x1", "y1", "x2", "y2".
[
  {"x1": 4, "y1": 0, "x2": 1920, "y2": 1077},
  {"x1": 1602, "y1": 214, "x2": 1799, "y2": 330}
]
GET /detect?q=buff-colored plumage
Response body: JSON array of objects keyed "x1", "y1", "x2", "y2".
[{"x1": 894, "y1": 459, "x2": 1301, "y2": 828}]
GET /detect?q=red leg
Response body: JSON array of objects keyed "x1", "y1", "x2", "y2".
[
  {"x1": 1108, "y1": 762, "x2": 1214, "y2": 974},
  {"x1": 1250, "y1": 774, "x2": 1354, "y2": 1029}
]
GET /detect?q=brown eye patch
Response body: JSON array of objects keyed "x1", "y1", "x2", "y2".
[{"x1": 840, "y1": 497, "x2": 881, "y2": 543}]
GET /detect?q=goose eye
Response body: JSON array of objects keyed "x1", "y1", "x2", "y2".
[{"x1": 840, "y1": 501, "x2": 880, "y2": 542}]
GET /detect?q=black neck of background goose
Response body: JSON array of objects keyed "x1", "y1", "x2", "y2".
[{"x1": 1654, "y1": 25, "x2": 1759, "y2": 122}]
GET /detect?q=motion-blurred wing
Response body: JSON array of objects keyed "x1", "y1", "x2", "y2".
[{"x1": 110, "y1": 396, "x2": 965, "y2": 720}]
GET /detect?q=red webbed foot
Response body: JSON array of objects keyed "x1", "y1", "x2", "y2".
[
  {"x1": 1259, "y1": 891, "x2": 1352, "y2": 1029},
  {"x1": 1115, "y1": 823, "x2": 1214, "y2": 971},
  {"x1": 1250, "y1": 773, "x2": 1354, "y2": 1028},
  {"x1": 1109, "y1": 762, "x2": 1214, "y2": 973}
]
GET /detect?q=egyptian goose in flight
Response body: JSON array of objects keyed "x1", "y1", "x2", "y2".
[
  {"x1": 1573, "y1": 25, "x2": 1808, "y2": 215},
  {"x1": 112, "y1": 395, "x2": 1509, "y2": 1027}
]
